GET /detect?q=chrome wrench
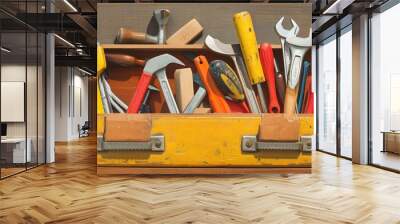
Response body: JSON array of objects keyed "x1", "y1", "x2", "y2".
[
  {"x1": 275, "y1": 17, "x2": 299, "y2": 83},
  {"x1": 284, "y1": 29, "x2": 312, "y2": 115}
]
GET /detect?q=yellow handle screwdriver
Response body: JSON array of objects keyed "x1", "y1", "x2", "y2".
[{"x1": 233, "y1": 11, "x2": 268, "y2": 113}]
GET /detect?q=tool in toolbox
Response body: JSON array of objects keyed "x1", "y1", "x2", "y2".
[
  {"x1": 115, "y1": 27, "x2": 159, "y2": 44},
  {"x1": 154, "y1": 9, "x2": 170, "y2": 44},
  {"x1": 274, "y1": 58, "x2": 286, "y2": 109},
  {"x1": 233, "y1": 11, "x2": 268, "y2": 113},
  {"x1": 183, "y1": 73, "x2": 207, "y2": 113},
  {"x1": 194, "y1": 56, "x2": 231, "y2": 113},
  {"x1": 139, "y1": 85, "x2": 159, "y2": 113},
  {"x1": 97, "y1": 44, "x2": 112, "y2": 113},
  {"x1": 284, "y1": 29, "x2": 312, "y2": 115},
  {"x1": 167, "y1": 19, "x2": 203, "y2": 45},
  {"x1": 259, "y1": 43, "x2": 281, "y2": 113},
  {"x1": 97, "y1": 44, "x2": 107, "y2": 114},
  {"x1": 275, "y1": 17, "x2": 299, "y2": 83},
  {"x1": 209, "y1": 60, "x2": 249, "y2": 113},
  {"x1": 304, "y1": 92, "x2": 314, "y2": 114},
  {"x1": 302, "y1": 73, "x2": 312, "y2": 113},
  {"x1": 297, "y1": 60, "x2": 310, "y2": 112},
  {"x1": 127, "y1": 54, "x2": 184, "y2": 113},
  {"x1": 209, "y1": 60, "x2": 244, "y2": 102},
  {"x1": 205, "y1": 35, "x2": 261, "y2": 113},
  {"x1": 106, "y1": 53, "x2": 145, "y2": 67},
  {"x1": 115, "y1": 9, "x2": 169, "y2": 44}
]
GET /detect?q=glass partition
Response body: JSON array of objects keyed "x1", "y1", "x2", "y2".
[
  {"x1": 317, "y1": 35, "x2": 337, "y2": 155},
  {"x1": 339, "y1": 26, "x2": 352, "y2": 158},
  {"x1": 370, "y1": 3, "x2": 400, "y2": 171},
  {"x1": 0, "y1": 1, "x2": 46, "y2": 179}
]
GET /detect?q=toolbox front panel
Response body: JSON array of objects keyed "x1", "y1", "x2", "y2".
[{"x1": 97, "y1": 115, "x2": 313, "y2": 167}]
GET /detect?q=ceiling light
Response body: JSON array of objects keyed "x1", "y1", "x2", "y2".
[
  {"x1": 54, "y1": 34, "x2": 75, "y2": 48},
  {"x1": 1, "y1": 47, "x2": 11, "y2": 53},
  {"x1": 63, "y1": 0, "x2": 78, "y2": 12},
  {"x1": 77, "y1": 67, "x2": 93, "y2": 76}
]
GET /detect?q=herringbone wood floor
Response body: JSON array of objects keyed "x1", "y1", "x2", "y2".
[{"x1": 0, "y1": 136, "x2": 400, "y2": 224}]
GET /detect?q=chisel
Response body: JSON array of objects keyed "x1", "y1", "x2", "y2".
[
  {"x1": 194, "y1": 55, "x2": 230, "y2": 113},
  {"x1": 259, "y1": 43, "x2": 281, "y2": 113},
  {"x1": 233, "y1": 11, "x2": 268, "y2": 113},
  {"x1": 106, "y1": 53, "x2": 145, "y2": 67}
]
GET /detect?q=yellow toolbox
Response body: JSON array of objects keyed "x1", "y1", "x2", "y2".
[{"x1": 97, "y1": 3, "x2": 313, "y2": 175}]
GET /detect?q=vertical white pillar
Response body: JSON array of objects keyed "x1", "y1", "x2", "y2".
[
  {"x1": 352, "y1": 14, "x2": 369, "y2": 164},
  {"x1": 46, "y1": 1, "x2": 55, "y2": 163}
]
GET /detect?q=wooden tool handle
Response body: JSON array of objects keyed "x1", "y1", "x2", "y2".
[
  {"x1": 106, "y1": 53, "x2": 145, "y2": 67},
  {"x1": 233, "y1": 11, "x2": 265, "y2": 85},
  {"x1": 284, "y1": 87, "x2": 298, "y2": 115},
  {"x1": 127, "y1": 72, "x2": 152, "y2": 113},
  {"x1": 116, "y1": 28, "x2": 150, "y2": 44},
  {"x1": 259, "y1": 43, "x2": 281, "y2": 113},
  {"x1": 275, "y1": 73, "x2": 286, "y2": 109},
  {"x1": 194, "y1": 56, "x2": 230, "y2": 113}
]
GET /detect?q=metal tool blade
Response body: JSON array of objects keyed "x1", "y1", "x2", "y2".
[{"x1": 155, "y1": 69, "x2": 180, "y2": 113}]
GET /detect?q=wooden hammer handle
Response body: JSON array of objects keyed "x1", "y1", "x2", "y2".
[{"x1": 115, "y1": 28, "x2": 152, "y2": 44}]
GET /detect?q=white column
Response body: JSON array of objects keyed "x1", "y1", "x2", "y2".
[
  {"x1": 352, "y1": 14, "x2": 369, "y2": 164},
  {"x1": 46, "y1": 1, "x2": 56, "y2": 163}
]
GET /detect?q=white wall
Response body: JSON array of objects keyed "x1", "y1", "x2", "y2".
[{"x1": 54, "y1": 67, "x2": 89, "y2": 141}]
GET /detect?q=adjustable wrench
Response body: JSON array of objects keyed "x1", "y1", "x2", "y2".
[
  {"x1": 205, "y1": 35, "x2": 261, "y2": 113},
  {"x1": 284, "y1": 29, "x2": 312, "y2": 115},
  {"x1": 275, "y1": 17, "x2": 299, "y2": 83}
]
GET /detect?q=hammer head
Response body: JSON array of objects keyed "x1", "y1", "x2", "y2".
[
  {"x1": 275, "y1": 17, "x2": 299, "y2": 39},
  {"x1": 143, "y1": 54, "x2": 184, "y2": 74},
  {"x1": 205, "y1": 35, "x2": 241, "y2": 56}
]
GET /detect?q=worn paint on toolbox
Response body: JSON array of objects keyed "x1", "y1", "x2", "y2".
[{"x1": 98, "y1": 114, "x2": 313, "y2": 167}]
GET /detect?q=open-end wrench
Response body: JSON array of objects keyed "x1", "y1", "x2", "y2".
[
  {"x1": 205, "y1": 35, "x2": 261, "y2": 113},
  {"x1": 275, "y1": 17, "x2": 299, "y2": 83},
  {"x1": 127, "y1": 54, "x2": 184, "y2": 113},
  {"x1": 284, "y1": 29, "x2": 312, "y2": 115},
  {"x1": 183, "y1": 74, "x2": 207, "y2": 113}
]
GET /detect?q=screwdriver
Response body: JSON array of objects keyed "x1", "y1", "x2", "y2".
[{"x1": 233, "y1": 11, "x2": 268, "y2": 113}]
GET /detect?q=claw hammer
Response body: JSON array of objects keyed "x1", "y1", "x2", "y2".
[{"x1": 127, "y1": 54, "x2": 184, "y2": 113}]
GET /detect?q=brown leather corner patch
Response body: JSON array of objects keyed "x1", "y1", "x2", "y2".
[
  {"x1": 258, "y1": 114, "x2": 300, "y2": 142},
  {"x1": 104, "y1": 113, "x2": 152, "y2": 142}
]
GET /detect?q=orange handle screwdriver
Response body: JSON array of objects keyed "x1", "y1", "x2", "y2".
[{"x1": 194, "y1": 56, "x2": 231, "y2": 113}]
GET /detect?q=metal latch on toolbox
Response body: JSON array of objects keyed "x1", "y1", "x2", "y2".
[
  {"x1": 97, "y1": 135, "x2": 165, "y2": 152},
  {"x1": 241, "y1": 136, "x2": 312, "y2": 152}
]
